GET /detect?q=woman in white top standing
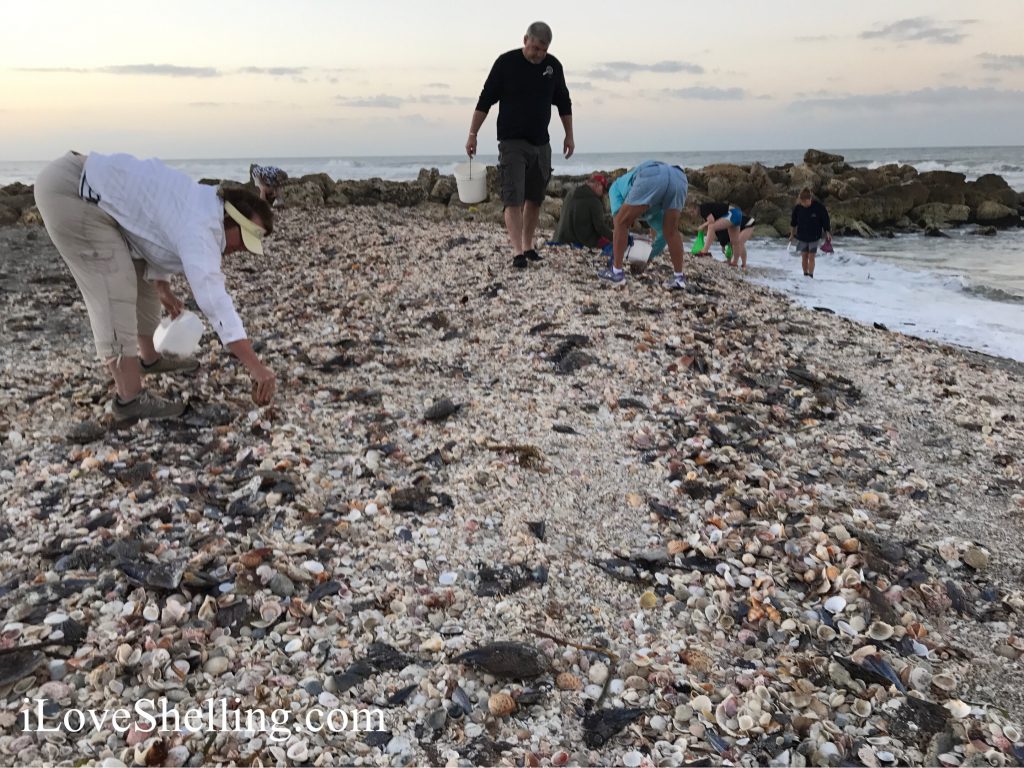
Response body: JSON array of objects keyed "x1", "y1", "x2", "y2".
[{"x1": 33, "y1": 151, "x2": 278, "y2": 421}]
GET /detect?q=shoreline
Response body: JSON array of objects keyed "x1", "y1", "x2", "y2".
[{"x1": 2, "y1": 208, "x2": 1024, "y2": 766}]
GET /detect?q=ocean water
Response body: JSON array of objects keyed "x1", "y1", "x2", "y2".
[
  {"x1": 744, "y1": 229, "x2": 1024, "y2": 362},
  {"x1": 2, "y1": 146, "x2": 1023, "y2": 360}
]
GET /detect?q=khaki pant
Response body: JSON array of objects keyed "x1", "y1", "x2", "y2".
[{"x1": 33, "y1": 151, "x2": 160, "y2": 360}]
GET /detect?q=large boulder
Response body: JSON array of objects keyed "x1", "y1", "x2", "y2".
[
  {"x1": 729, "y1": 181, "x2": 761, "y2": 210},
  {"x1": 335, "y1": 179, "x2": 425, "y2": 207},
  {"x1": 416, "y1": 167, "x2": 439, "y2": 194},
  {"x1": 541, "y1": 196, "x2": 562, "y2": 221},
  {"x1": 1, "y1": 181, "x2": 32, "y2": 196},
  {"x1": 751, "y1": 200, "x2": 783, "y2": 224},
  {"x1": 926, "y1": 184, "x2": 967, "y2": 205},
  {"x1": 0, "y1": 202, "x2": 19, "y2": 227},
  {"x1": 280, "y1": 180, "x2": 326, "y2": 208},
  {"x1": 429, "y1": 176, "x2": 457, "y2": 205},
  {"x1": 702, "y1": 163, "x2": 751, "y2": 202},
  {"x1": 748, "y1": 162, "x2": 777, "y2": 197},
  {"x1": 975, "y1": 200, "x2": 1021, "y2": 227},
  {"x1": 20, "y1": 206, "x2": 43, "y2": 225},
  {"x1": 803, "y1": 149, "x2": 845, "y2": 166},
  {"x1": 917, "y1": 170, "x2": 967, "y2": 186},
  {"x1": 830, "y1": 182, "x2": 928, "y2": 227},
  {"x1": 909, "y1": 203, "x2": 971, "y2": 229},
  {"x1": 965, "y1": 180, "x2": 1018, "y2": 210},
  {"x1": 788, "y1": 164, "x2": 826, "y2": 195}
]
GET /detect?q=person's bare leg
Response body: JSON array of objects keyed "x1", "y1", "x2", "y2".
[
  {"x1": 522, "y1": 201, "x2": 541, "y2": 254},
  {"x1": 505, "y1": 206, "x2": 525, "y2": 256},
  {"x1": 663, "y1": 209, "x2": 684, "y2": 273},
  {"x1": 107, "y1": 356, "x2": 143, "y2": 401},
  {"x1": 138, "y1": 335, "x2": 158, "y2": 364},
  {"x1": 699, "y1": 214, "x2": 716, "y2": 254},
  {"x1": 737, "y1": 227, "x2": 752, "y2": 269},
  {"x1": 612, "y1": 204, "x2": 647, "y2": 270},
  {"x1": 808, "y1": 251, "x2": 816, "y2": 276},
  {"x1": 801, "y1": 251, "x2": 810, "y2": 275}
]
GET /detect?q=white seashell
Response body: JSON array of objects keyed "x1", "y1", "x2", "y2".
[
  {"x1": 142, "y1": 604, "x2": 160, "y2": 622},
  {"x1": 690, "y1": 695, "x2": 712, "y2": 716},
  {"x1": 704, "y1": 604, "x2": 721, "y2": 622},
  {"x1": 737, "y1": 714, "x2": 755, "y2": 731},
  {"x1": 847, "y1": 615, "x2": 867, "y2": 633},
  {"x1": 824, "y1": 596, "x2": 846, "y2": 614},
  {"x1": 817, "y1": 625, "x2": 837, "y2": 642},
  {"x1": 984, "y1": 749, "x2": 1006, "y2": 767},
  {"x1": 867, "y1": 621, "x2": 894, "y2": 641},
  {"x1": 286, "y1": 741, "x2": 309, "y2": 762},
  {"x1": 1002, "y1": 724, "x2": 1021, "y2": 743},
  {"x1": 852, "y1": 699, "x2": 872, "y2": 717},
  {"x1": 285, "y1": 638, "x2": 302, "y2": 654},
  {"x1": 837, "y1": 620, "x2": 858, "y2": 637},
  {"x1": 161, "y1": 599, "x2": 188, "y2": 624},
  {"x1": 945, "y1": 699, "x2": 971, "y2": 719}
]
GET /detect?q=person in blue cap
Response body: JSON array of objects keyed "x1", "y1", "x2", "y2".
[{"x1": 599, "y1": 161, "x2": 688, "y2": 289}]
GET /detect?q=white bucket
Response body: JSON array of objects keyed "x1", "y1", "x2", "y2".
[
  {"x1": 453, "y1": 161, "x2": 487, "y2": 204},
  {"x1": 153, "y1": 310, "x2": 204, "y2": 356},
  {"x1": 626, "y1": 238, "x2": 653, "y2": 265}
]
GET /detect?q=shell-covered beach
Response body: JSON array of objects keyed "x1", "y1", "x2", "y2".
[{"x1": 2, "y1": 204, "x2": 1024, "y2": 766}]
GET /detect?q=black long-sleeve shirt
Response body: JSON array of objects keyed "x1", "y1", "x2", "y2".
[
  {"x1": 790, "y1": 201, "x2": 831, "y2": 241},
  {"x1": 475, "y1": 49, "x2": 572, "y2": 145}
]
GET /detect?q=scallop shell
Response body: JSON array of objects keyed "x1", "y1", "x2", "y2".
[{"x1": 867, "y1": 621, "x2": 894, "y2": 641}]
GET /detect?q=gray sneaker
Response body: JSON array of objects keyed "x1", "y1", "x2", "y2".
[
  {"x1": 111, "y1": 390, "x2": 186, "y2": 421},
  {"x1": 141, "y1": 355, "x2": 199, "y2": 375}
]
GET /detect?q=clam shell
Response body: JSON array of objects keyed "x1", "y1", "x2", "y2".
[
  {"x1": 867, "y1": 621, "x2": 894, "y2": 641},
  {"x1": 852, "y1": 699, "x2": 872, "y2": 717},
  {"x1": 1002, "y1": 724, "x2": 1021, "y2": 743},
  {"x1": 823, "y1": 596, "x2": 846, "y2": 614},
  {"x1": 817, "y1": 625, "x2": 837, "y2": 641}
]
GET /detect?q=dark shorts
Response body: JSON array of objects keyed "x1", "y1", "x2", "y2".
[{"x1": 498, "y1": 140, "x2": 552, "y2": 207}]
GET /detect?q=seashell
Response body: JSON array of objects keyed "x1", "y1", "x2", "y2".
[
  {"x1": 286, "y1": 741, "x2": 309, "y2": 762},
  {"x1": 704, "y1": 604, "x2": 721, "y2": 622},
  {"x1": 817, "y1": 625, "x2": 837, "y2": 642},
  {"x1": 823, "y1": 596, "x2": 846, "y2": 614},
  {"x1": 931, "y1": 672, "x2": 956, "y2": 692},
  {"x1": 640, "y1": 591, "x2": 658, "y2": 609},
  {"x1": 852, "y1": 699, "x2": 872, "y2": 718},
  {"x1": 837, "y1": 620, "x2": 858, "y2": 637},
  {"x1": 737, "y1": 714, "x2": 755, "y2": 731},
  {"x1": 944, "y1": 699, "x2": 971, "y2": 719},
  {"x1": 116, "y1": 644, "x2": 141, "y2": 666},
  {"x1": 690, "y1": 694, "x2": 712, "y2": 716},
  {"x1": 487, "y1": 692, "x2": 516, "y2": 717},
  {"x1": 161, "y1": 599, "x2": 188, "y2": 625},
  {"x1": 1002, "y1": 724, "x2": 1021, "y2": 743},
  {"x1": 197, "y1": 596, "x2": 218, "y2": 622},
  {"x1": 867, "y1": 621, "x2": 894, "y2": 641},
  {"x1": 259, "y1": 602, "x2": 283, "y2": 623},
  {"x1": 142, "y1": 604, "x2": 160, "y2": 622},
  {"x1": 984, "y1": 750, "x2": 1006, "y2": 767},
  {"x1": 555, "y1": 672, "x2": 581, "y2": 690}
]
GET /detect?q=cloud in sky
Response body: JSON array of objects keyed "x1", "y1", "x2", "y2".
[
  {"x1": 417, "y1": 94, "x2": 474, "y2": 105},
  {"x1": 425, "y1": 82, "x2": 449, "y2": 89},
  {"x1": 337, "y1": 94, "x2": 404, "y2": 108},
  {"x1": 977, "y1": 53, "x2": 1024, "y2": 70},
  {"x1": 792, "y1": 85, "x2": 1021, "y2": 110},
  {"x1": 238, "y1": 66, "x2": 309, "y2": 76},
  {"x1": 659, "y1": 86, "x2": 745, "y2": 101},
  {"x1": 860, "y1": 17, "x2": 975, "y2": 45},
  {"x1": 20, "y1": 64, "x2": 222, "y2": 77},
  {"x1": 584, "y1": 60, "x2": 703, "y2": 81}
]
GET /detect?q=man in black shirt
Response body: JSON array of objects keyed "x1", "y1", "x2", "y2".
[
  {"x1": 466, "y1": 21, "x2": 574, "y2": 269},
  {"x1": 789, "y1": 187, "x2": 832, "y2": 278}
]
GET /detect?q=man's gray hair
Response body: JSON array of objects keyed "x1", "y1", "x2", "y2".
[{"x1": 526, "y1": 21, "x2": 552, "y2": 44}]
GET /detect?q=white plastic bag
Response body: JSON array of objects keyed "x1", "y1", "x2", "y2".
[{"x1": 153, "y1": 310, "x2": 204, "y2": 356}]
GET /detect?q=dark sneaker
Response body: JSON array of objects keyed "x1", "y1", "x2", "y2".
[
  {"x1": 112, "y1": 390, "x2": 186, "y2": 421},
  {"x1": 524, "y1": 249, "x2": 542, "y2": 262},
  {"x1": 142, "y1": 355, "x2": 199, "y2": 375},
  {"x1": 512, "y1": 254, "x2": 528, "y2": 269},
  {"x1": 597, "y1": 268, "x2": 625, "y2": 285}
]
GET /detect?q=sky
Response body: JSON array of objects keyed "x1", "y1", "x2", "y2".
[{"x1": 2, "y1": 0, "x2": 1023, "y2": 160}]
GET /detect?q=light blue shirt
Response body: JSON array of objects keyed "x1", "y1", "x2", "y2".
[{"x1": 608, "y1": 161, "x2": 670, "y2": 259}]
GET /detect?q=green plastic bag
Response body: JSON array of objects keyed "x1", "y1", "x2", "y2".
[
  {"x1": 725, "y1": 244, "x2": 733, "y2": 261},
  {"x1": 690, "y1": 230, "x2": 705, "y2": 255}
]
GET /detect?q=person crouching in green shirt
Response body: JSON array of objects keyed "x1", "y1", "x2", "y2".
[{"x1": 553, "y1": 173, "x2": 613, "y2": 248}]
